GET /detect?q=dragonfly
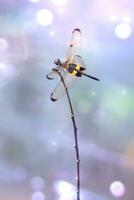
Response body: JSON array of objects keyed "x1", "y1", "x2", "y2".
[{"x1": 46, "y1": 28, "x2": 100, "y2": 101}]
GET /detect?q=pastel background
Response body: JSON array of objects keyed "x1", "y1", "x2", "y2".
[{"x1": 0, "y1": 0, "x2": 134, "y2": 200}]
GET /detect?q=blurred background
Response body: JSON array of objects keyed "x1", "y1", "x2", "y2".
[{"x1": 0, "y1": 0, "x2": 134, "y2": 199}]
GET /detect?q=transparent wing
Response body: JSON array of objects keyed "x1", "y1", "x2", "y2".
[
  {"x1": 74, "y1": 55, "x2": 100, "y2": 81},
  {"x1": 73, "y1": 55, "x2": 86, "y2": 70},
  {"x1": 46, "y1": 70, "x2": 59, "y2": 80},
  {"x1": 51, "y1": 55, "x2": 86, "y2": 101},
  {"x1": 67, "y1": 28, "x2": 81, "y2": 62},
  {"x1": 51, "y1": 73, "x2": 80, "y2": 101},
  {"x1": 46, "y1": 66, "x2": 66, "y2": 80}
]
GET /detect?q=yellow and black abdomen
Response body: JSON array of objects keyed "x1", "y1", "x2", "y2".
[{"x1": 67, "y1": 63, "x2": 85, "y2": 77}]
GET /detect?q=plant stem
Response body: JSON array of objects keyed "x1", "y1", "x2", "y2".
[{"x1": 54, "y1": 69, "x2": 80, "y2": 200}]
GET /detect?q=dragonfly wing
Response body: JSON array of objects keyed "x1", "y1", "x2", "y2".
[
  {"x1": 67, "y1": 28, "x2": 81, "y2": 62},
  {"x1": 50, "y1": 55, "x2": 86, "y2": 101},
  {"x1": 46, "y1": 69, "x2": 60, "y2": 80},
  {"x1": 73, "y1": 55, "x2": 86, "y2": 70},
  {"x1": 51, "y1": 73, "x2": 80, "y2": 101},
  {"x1": 74, "y1": 55, "x2": 100, "y2": 81}
]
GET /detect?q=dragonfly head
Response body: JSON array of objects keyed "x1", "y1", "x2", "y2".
[{"x1": 54, "y1": 59, "x2": 61, "y2": 66}]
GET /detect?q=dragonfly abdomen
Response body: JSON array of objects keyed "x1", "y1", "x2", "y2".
[{"x1": 68, "y1": 63, "x2": 85, "y2": 77}]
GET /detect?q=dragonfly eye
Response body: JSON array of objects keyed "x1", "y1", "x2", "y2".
[{"x1": 54, "y1": 59, "x2": 61, "y2": 66}]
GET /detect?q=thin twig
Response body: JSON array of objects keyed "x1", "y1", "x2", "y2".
[{"x1": 53, "y1": 69, "x2": 80, "y2": 200}]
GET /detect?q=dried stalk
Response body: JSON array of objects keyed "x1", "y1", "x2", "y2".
[{"x1": 53, "y1": 69, "x2": 80, "y2": 200}]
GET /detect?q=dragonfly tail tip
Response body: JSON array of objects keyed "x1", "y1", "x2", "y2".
[
  {"x1": 73, "y1": 28, "x2": 81, "y2": 33},
  {"x1": 46, "y1": 74, "x2": 53, "y2": 80},
  {"x1": 51, "y1": 94, "x2": 57, "y2": 102}
]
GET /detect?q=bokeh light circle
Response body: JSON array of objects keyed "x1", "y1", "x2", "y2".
[
  {"x1": 109, "y1": 181, "x2": 125, "y2": 197},
  {"x1": 53, "y1": 180, "x2": 75, "y2": 199},
  {"x1": 50, "y1": 0, "x2": 67, "y2": 6},
  {"x1": 36, "y1": 9, "x2": 53, "y2": 26},
  {"x1": 46, "y1": 139, "x2": 59, "y2": 153},
  {"x1": 122, "y1": 90, "x2": 127, "y2": 95},
  {"x1": 115, "y1": 23, "x2": 132, "y2": 39},
  {"x1": 49, "y1": 31, "x2": 55, "y2": 36},
  {"x1": 31, "y1": 191, "x2": 45, "y2": 200},
  {"x1": 0, "y1": 63, "x2": 17, "y2": 86}
]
